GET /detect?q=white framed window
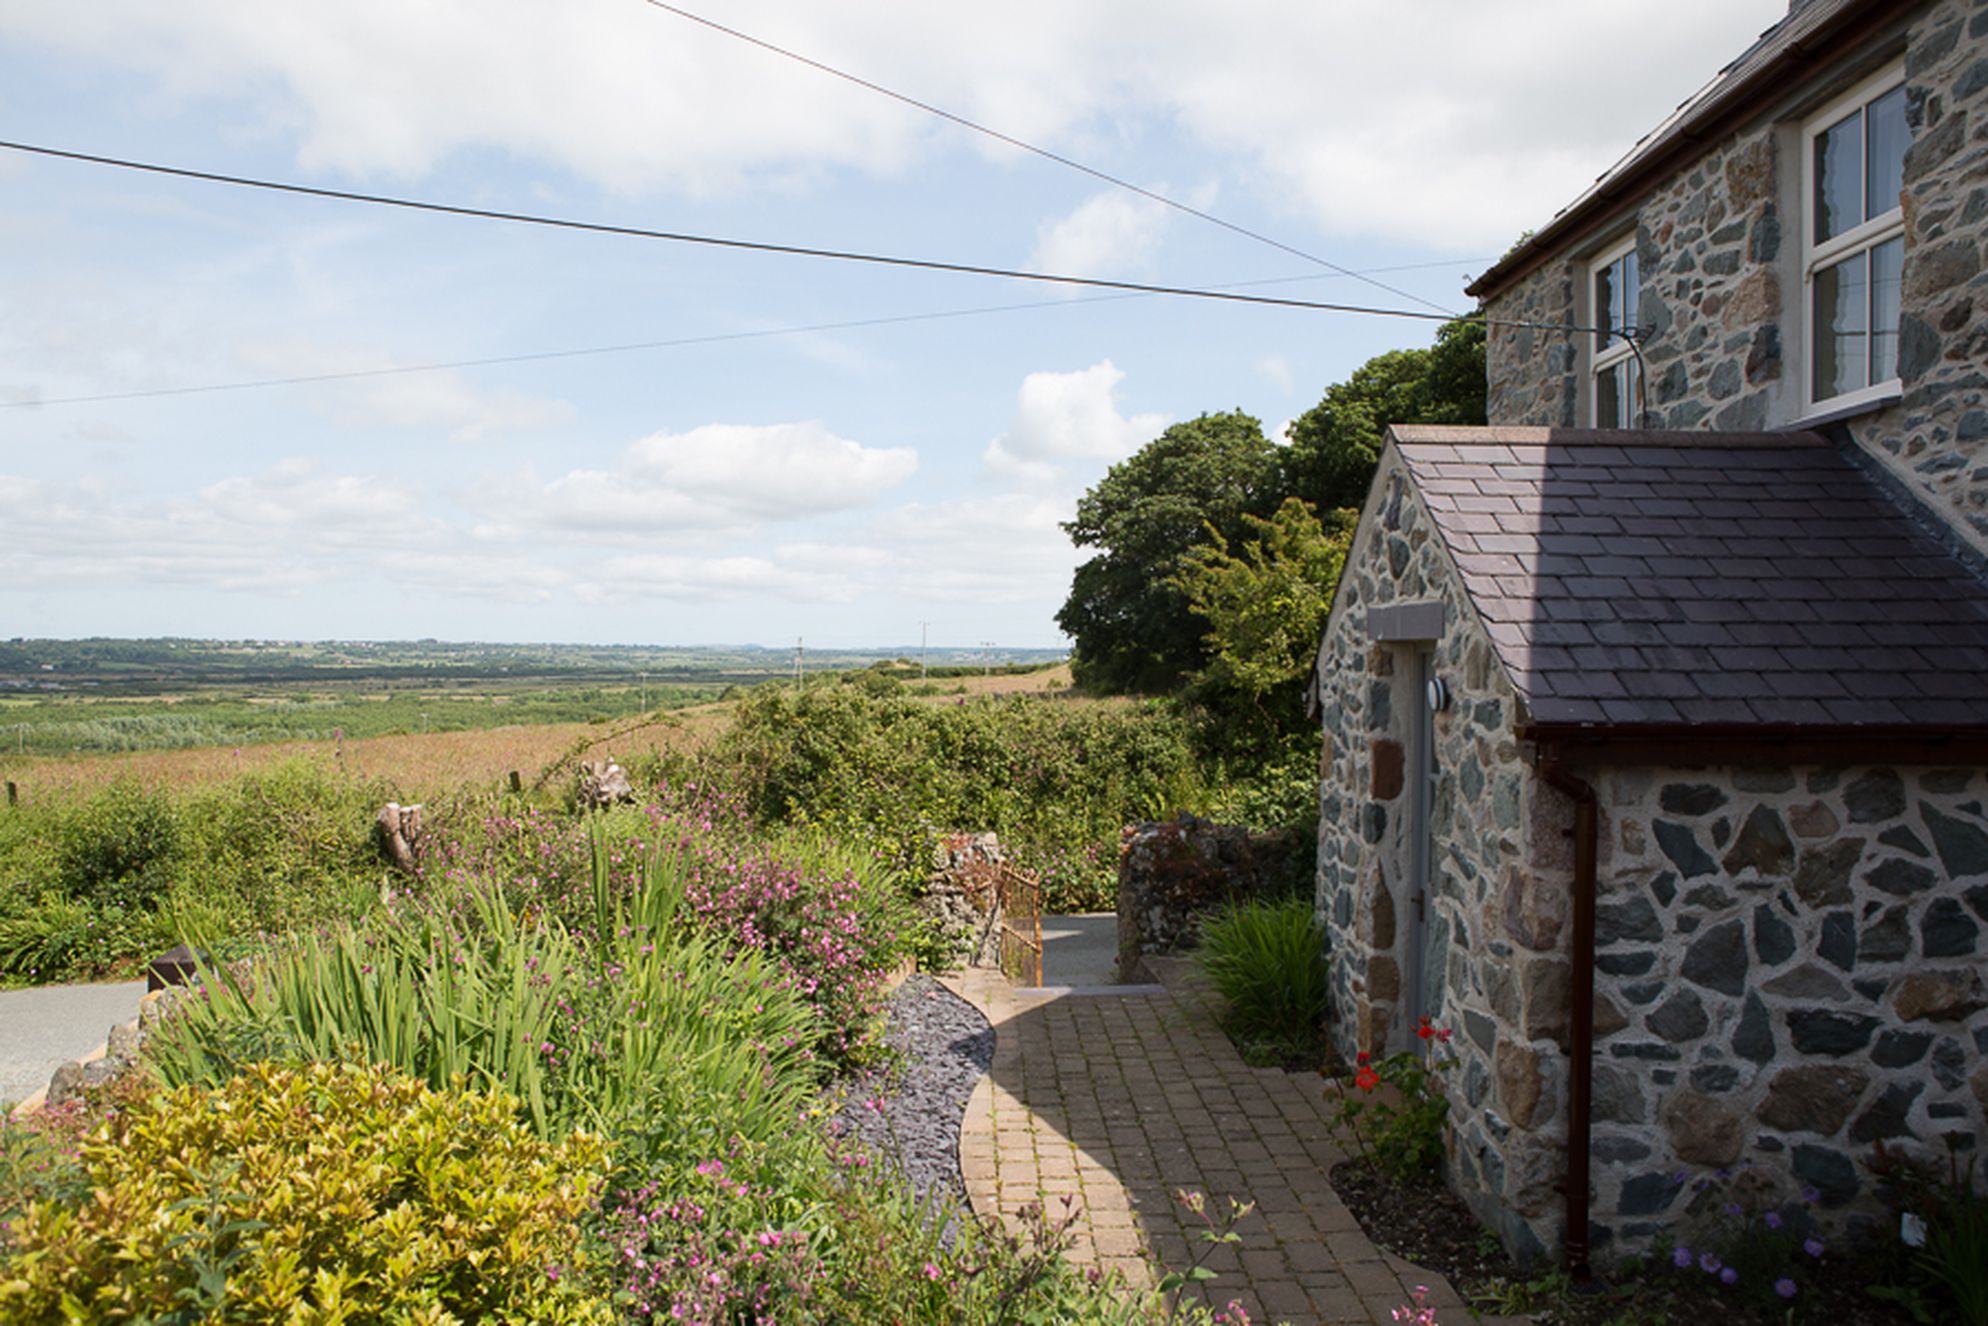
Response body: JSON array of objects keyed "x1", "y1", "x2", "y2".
[
  {"x1": 1590, "y1": 237, "x2": 1640, "y2": 428},
  {"x1": 1803, "y1": 65, "x2": 1908, "y2": 412}
]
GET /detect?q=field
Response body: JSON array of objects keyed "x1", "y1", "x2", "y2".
[
  {"x1": 0, "y1": 636, "x2": 1070, "y2": 798},
  {"x1": 0, "y1": 663, "x2": 1078, "y2": 802}
]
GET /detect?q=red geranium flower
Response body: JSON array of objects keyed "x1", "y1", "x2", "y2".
[
  {"x1": 1356, "y1": 1051, "x2": 1370, "y2": 1066},
  {"x1": 1355, "y1": 1066, "x2": 1380, "y2": 1092}
]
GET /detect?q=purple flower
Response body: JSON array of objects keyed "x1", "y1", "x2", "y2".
[
  {"x1": 1803, "y1": 1236, "x2": 1825, "y2": 1259},
  {"x1": 1699, "y1": 1252, "x2": 1723, "y2": 1274},
  {"x1": 1723, "y1": 1202, "x2": 1743, "y2": 1218},
  {"x1": 1802, "y1": 1186, "x2": 1821, "y2": 1204},
  {"x1": 1720, "y1": 1267, "x2": 1738, "y2": 1286},
  {"x1": 1775, "y1": 1278, "x2": 1797, "y2": 1299},
  {"x1": 1764, "y1": 1211, "x2": 1783, "y2": 1230},
  {"x1": 1673, "y1": 1246, "x2": 1693, "y2": 1269}
]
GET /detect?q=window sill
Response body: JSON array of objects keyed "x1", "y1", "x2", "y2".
[{"x1": 1783, "y1": 388, "x2": 1902, "y2": 432}]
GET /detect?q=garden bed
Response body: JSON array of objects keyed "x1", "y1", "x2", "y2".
[{"x1": 1332, "y1": 1156, "x2": 1922, "y2": 1326}]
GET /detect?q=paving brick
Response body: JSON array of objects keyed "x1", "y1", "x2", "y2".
[{"x1": 944, "y1": 964, "x2": 1472, "y2": 1324}]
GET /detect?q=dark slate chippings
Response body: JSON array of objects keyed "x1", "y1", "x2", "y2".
[{"x1": 830, "y1": 975, "x2": 993, "y2": 1213}]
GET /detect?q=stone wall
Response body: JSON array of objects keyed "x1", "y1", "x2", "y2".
[
  {"x1": 1481, "y1": 0, "x2": 1988, "y2": 558},
  {"x1": 1317, "y1": 451, "x2": 1988, "y2": 1265},
  {"x1": 1579, "y1": 762, "x2": 1988, "y2": 1252},
  {"x1": 1314, "y1": 451, "x2": 1563, "y2": 1259},
  {"x1": 1117, "y1": 815, "x2": 1303, "y2": 977}
]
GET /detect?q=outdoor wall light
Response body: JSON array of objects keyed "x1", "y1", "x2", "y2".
[{"x1": 1426, "y1": 676, "x2": 1452, "y2": 713}]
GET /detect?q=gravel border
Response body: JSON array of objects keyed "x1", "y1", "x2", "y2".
[{"x1": 829, "y1": 973, "x2": 993, "y2": 1211}]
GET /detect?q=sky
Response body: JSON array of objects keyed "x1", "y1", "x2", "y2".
[{"x1": 0, "y1": 0, "x2": 1788, "y2": 652}]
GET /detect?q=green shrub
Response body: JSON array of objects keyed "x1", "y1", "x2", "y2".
[
  {"x1": 1196, "y1": 896, "x2": 1329, "y2": 1064},
  {"x1": 713, "y1": 686, "x2": 1209, "y2": 912},
  {"x1": 52, "y1": 779, "x2": 180, "y2": 910},
  {"x1": 146, "y1": 848, "x2": 820, "y2": 1148},
  {"x1": 0, "y1": 1061, "x2": 613, "y2": 1323}
]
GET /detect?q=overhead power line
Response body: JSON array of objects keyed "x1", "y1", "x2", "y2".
[
  {"x1": 0, "y1": 259, "x2": 1488, "y2": 410},
  {"x1": 0, "y1": 138, "x2": 1475, "y2": 322},
  {"x1": 637, "y1": 0, "x2": 1458, "y2": 317}
]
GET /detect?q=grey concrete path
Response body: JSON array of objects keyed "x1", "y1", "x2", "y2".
[
  {"x1": 1039, "y1": 912, "x2": 1121, "y2": 988},
  {"x1": 0, "y1": 980, "x2": 146, "y2": 1108}
]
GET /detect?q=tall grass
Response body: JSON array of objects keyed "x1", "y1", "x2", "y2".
[
  {"x1": 1196, "y1": 896, "x2": 1330, "y2": 1065},
  {"x1": 146, "y1": 829, "x2": 821, "y2": 1146}
]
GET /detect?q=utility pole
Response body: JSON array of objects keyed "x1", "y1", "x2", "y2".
[
  {"x1": 639, "y1": 671, "x2": 648, "y2": 713},
  {"x1": 919, "y1": 622, "x2": 930, "y2": 680},
  {"x1": 794, "y1": 637, "x2": 804, "y2": 687},
  {"x1": 982, "y1": 640, "x2": 996, "y2": 676}
]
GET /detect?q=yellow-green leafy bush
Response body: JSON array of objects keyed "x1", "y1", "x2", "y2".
[{"x1": 0, "y1": 1061, "x2": 612, "y2": 1324}]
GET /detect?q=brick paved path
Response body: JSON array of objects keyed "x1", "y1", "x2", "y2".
[{"x1": 948, "y1": 962, "x2": 1515, "y2": 1326}]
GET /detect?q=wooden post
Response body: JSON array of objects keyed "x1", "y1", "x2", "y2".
[
  {"x1": 507, "y1": 770, "x2": 522, "y2": 793},
  {"x1": 5, "y1": 781, "x2": 15, "y2": 807}
]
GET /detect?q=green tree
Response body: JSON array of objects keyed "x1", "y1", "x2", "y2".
[
  {"x1": 1175, "y1": 497, "x2": 1353, "y2": 747},
  {"x1": 1280, "y1": 315, "x2": 1486, "y2": 513},
  {"x1": 1056, "y1": 411, "x2": 1279, "y2": 693}
]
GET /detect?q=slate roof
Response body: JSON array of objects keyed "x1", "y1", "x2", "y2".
[{"x1": 1391, "y1": 426, "x2": 1988, "y2": 731}]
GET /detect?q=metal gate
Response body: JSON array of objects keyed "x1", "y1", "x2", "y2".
[
  {"x1": 959, "y1": 856, "x2": 1044, "y2": 986},
  {"x1": 992, "y1": 863, "x2": 1043, "y2": 987}
]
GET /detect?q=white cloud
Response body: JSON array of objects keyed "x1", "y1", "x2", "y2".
[
  {"x1": 982, "y1": 361, "x2": 1165, "y2": 486},
  {"x1": 0, "y1": 1, "x2": 1785, "y2": 248},
  {"x1": 0, "y1": 460, "x2": 440, "y2": 590},
  {"x1": 1027, "y1": 191, "x2": 1169, "y2": 279},
  {"x1": 480, "y1": 421, "x2": 918, "y2": 537},
  {"x1": 1258, "y1": 355, "x2": 1294, "y2": 394},
  {"x1": 579, "y1": 552, "x2": 857, "y2": 604}
]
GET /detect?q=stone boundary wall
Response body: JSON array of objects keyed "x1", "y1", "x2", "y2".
[
  {"x1": 1116, "y1": 815, "x2": 1302, "y2": 977},
  {"x1": 1482, "y1": 0, "x2": 1988, "y2": 557}
]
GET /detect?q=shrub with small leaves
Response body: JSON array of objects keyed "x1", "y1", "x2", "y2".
[{"x1": 0, "y1": 1061, "x2": 614, "y2": 1323}]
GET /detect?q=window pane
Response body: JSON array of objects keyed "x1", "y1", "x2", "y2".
[
  {"x1": 1814, "y1": 251, "x2": 1868, "y2": 399},
  {"x1": 1597, "y1": 362, "x2": 1622, "y2": 428},
  {"x1": 1815, "y1": 108, "x2": 1862, "y2": 243},
  {"x1": 1870, "y1": 235, "x2": 1903, "y2": 383},
  {"x1": 1595, "y1": 263, "x2": 1619, "y2": 349},
  {"x1": 1866, "y1": 85, "x2": 1908, "y2": 222},
  {"x1": 1622, "y1": 250, "x2": 1640, "y2": 337}
]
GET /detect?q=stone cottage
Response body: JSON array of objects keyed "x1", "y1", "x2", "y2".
[{"x1": 1314, "y1": 0, "x2": 1988, "y2": 1273}]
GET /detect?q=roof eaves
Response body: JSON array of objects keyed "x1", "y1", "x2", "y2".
[{"x1": 1467, "y1": 0, "x2": 1902, "y2": 301}]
